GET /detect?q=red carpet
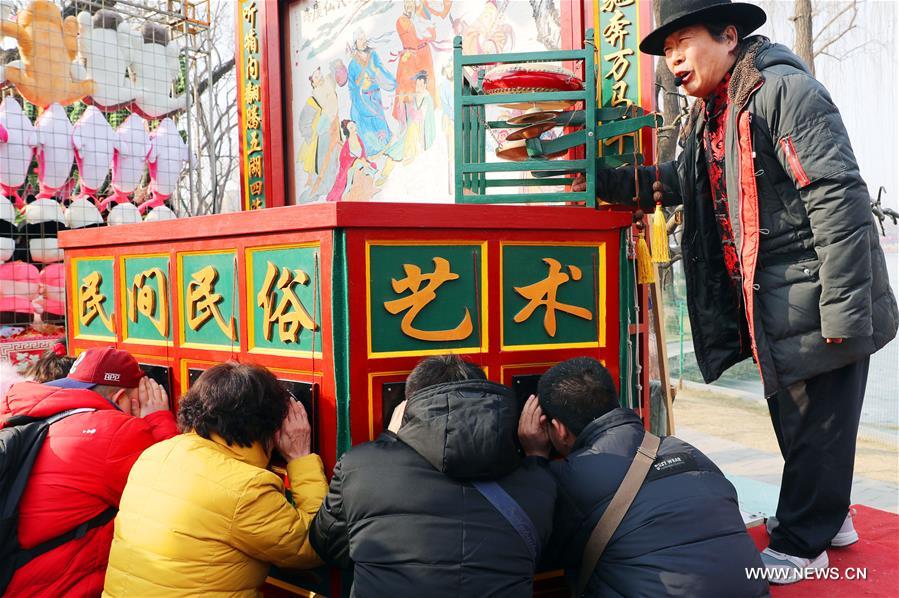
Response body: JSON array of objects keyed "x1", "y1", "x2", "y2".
[{"x1": 748, "y1": 505, "x2": 898, "y2": 596}]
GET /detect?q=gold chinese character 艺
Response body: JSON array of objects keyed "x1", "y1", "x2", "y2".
[
  {"x1": 513, "y1": 258, "x2": 593, "y2": 337},
  {"x1": 129, "y1": 268, "x2": 169, "y2": 337},
  {"x1": 256, "y1": 261, "x2": 318, "y2": 344},
  {"x1": 383, "y1": 257, "x2": 473, "y2": 342},
  {"x1": 78, "y1": 271, "x2": 114, "y2": 333},
  {"x1": 186, "y1": 265, "x2": 237, "y2": 340}
]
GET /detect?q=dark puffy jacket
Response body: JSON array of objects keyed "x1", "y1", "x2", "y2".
[
  {"x1": 599, "y1": 37, "x2": 898, "y2": 395},
  {"x1": 548, "y1": 408, "x2": 768, "y2": 597},
  {"x1": 309, "y1": 380, "x2": 556, "y2": 597}
]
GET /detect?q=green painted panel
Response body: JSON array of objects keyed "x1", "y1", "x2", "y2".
[
  {"x1": 179, "y1": 252, "x2": 240, "y2": 348},
  {"x1": 502, "y1": 245, "x2": 600, "y2": 348},
  {"x1": 597, "y1": 1, "x2": 641, "y2": 157},
  {"x1": 249, "y1": 246, "x2": 322, "y2": 354},
  {"x1": 369, "y1": 244, "x2": 483, "y2": 355},
  {"x1": 74, "y1": 258, "x2": 116, "y2": 339},
  {"x1": 123, "y1": 256, "x2": 172, "y2": 343}
]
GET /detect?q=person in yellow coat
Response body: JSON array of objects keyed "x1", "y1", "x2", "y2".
[{"x1": 103, "y1": 362, "x2": 327, "y2": 597}]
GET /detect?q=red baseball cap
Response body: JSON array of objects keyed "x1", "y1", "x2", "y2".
[{"x1": 46, "y1": 347, "x2": 145, "y2": 390}]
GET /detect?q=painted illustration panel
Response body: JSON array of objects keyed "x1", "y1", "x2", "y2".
[{"x1": 287, "y1": 0, "x2": 563, "y2": 204}]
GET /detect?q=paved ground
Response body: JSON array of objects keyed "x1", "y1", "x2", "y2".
[{"x1": 672, "y1": 381, "x2": 899, "y2": 515}]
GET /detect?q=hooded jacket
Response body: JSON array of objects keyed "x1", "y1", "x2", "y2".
[
  {"x1": 599, "y1": 37, "x2": 898, "y2": 395},
  {"x1": 309, "y1": 380, "x2": 556, "y2": 597},
  {"x1": 0, "y1": 381, "x2": 178, "y2": 597},
  {"x1": 549, "y1": 408, "x2": 769, "y2": 597}
]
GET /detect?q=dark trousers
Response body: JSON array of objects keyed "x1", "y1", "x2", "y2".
[{"x1": 766, "y1": 357, "x2": 869, "y2": 558}]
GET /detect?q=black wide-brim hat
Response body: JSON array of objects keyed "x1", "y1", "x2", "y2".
[{"x1": 640, "y1": 0, "x2": 767, "y2": 56}]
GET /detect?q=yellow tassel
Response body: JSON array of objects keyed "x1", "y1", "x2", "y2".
[
  {"x1": 636, "y1": 232, "x2": 655, "y2": 284},
  {"x1": 651, "y1": 203, "x2": 670, "y2": 263}
]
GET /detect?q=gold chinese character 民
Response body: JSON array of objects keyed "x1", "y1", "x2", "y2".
[
  {"x1": 79, "y1": 271, "x2": 114, "y2": 333},
  {"x1": 383, "y1": 257, "x2": 473, "y2": 342},
  {"x1": 256, "y1": 261, "x2": 319, "y2": 344},
  {"x1": 246, "y1": 56, "x2": 259, "y2": 81},
  {"x1": 244, "y1": 31, "x2": 258, "y2": 54},
  {"x1": 245, "y1": 103, "x2": 261, "y2": 130},
  {"x1": 513, "y1": 258, "x2": 593, "y2": 337},
  {"x1": 129, "y1": 268, "x2": 169, "y2": 337},
  {"x1": 248, "y1": 154, "x2": 263, "y2": 179},
  {"x1": 247, "y1": 130, "x2": 263, "y2": 153},
  {"x1": 242, "y1": 2, "x2": 257, "y2": 28},
  {"x1": 601, "y1": 0, "x2": 634, "y2": 12},
  {"x1": 602, "y1": 10, "x2": 631, "y2": 49},
  {"x1": 244, "y1": 81, "x2": 260, "y2": 105},
  {"x1": 186, "y1": 265, "x2": 237, "y2": 340}
]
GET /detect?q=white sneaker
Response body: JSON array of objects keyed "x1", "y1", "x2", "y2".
[
  {"x1": 830, "y1": 510, "x2": 859, "y2": 547},
  {"x1": 760, "y1": 547, "x2": 829, "y2": 585},
  {"x1": 765, "y1": 510, "x2": 858, "y2": 547}
]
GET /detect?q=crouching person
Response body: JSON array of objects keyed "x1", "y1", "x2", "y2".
[
  {"x1": 521, "y1": 358, "x2": 768, "y2": 597},
  {"x1": 310, "y1": 355, "x2": 556, "y2": 597},
  {"x1": 103, "y1": 362, "x2": 327, "y2": 597}
]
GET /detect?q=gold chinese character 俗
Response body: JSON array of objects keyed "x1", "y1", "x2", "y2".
[
  {"x1": 186, "y1": 265, "x2": 237, "y2": 340},
  {"x1": 602, "y1": 10, "x2": 631, "y2": 50},
  {"x1": 513, "y1": 258, "x2": 593, "y2": 337},
  {"x1": 256, "y1": 261, "x2": 319, "y2": 344},
  {"x1": 129, "y1": 268, "x2": 169, "y2": 337},
  {"x1": 79, "y1": 271, "x2": 114, "y2": 333},
  {"x1": 383, "y1": 257, "x2": 473, "y2": 342}
]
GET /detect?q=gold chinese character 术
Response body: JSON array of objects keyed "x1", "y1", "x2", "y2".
[
  {"x1": 513, "y1": 258, "x2": 593, "y2": 337},
  {"x1": 383, "y1": 257, "x2": 473, "y2": 342},
  {"x1": 79, "y1": 271, "x2": 114, "y2": 333},
  {"x1": 256, "y1": 261, "x2": 319, "y2": 344},
  {"x1": 186, "y1": 266, "x2": 237, "y2": 340},
  {"x1": 129, "y1": 268, "x2": 169, "y2": 337}
]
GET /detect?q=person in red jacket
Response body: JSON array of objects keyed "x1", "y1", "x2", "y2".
[{"x1": 0, "y1": 347, "x2": 178, "y2": 597}]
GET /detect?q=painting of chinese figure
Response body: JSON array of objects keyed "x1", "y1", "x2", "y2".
[{"x1": 287, "y1": 0, "x2": 562, "y2": 204}]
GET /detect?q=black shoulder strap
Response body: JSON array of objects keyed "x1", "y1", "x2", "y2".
[{"x1": 13, "y1": 506, "x2": 118, "y2": 569}]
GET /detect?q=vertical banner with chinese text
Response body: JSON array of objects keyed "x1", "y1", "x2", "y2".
[{"x1": 238, "y1": 0, "x2": 266, "y2": 210}]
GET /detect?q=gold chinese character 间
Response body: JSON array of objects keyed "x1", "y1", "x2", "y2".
[
  {"x1": 601, "y1": 0, "x2": 634, "y2": 12},
  {"x1": 242, "y1": 2, "x2": 257, "y2": 28},
  {"x1": 513, "y1": 258, "x2": 593, "y2": 337},
  {"x1": 79, "y1": 271, "x2": 114, "y2": 333},
  {"x1": 246, "y1": 56, "x2": 259, "y2": 81},
  {"x1": 244, "y1": 81, "x2": 260, "y2": 105},
  {"x1": 244, "y1": 31, "x2": 258, "y2": 54},
  {"x1": 248, "y1": 154, "x2": 263, "y2": 179},
  {"x1": 602, "y1": 10, "x2": 631, "y2": 49},
  {"x1": 186, "y1": 265, "x2": 237, "y2": 340},
  {"x1": 383, "y1": 257, "x2": 473, "y2": 342},
  {"x1": 245, "y1": 103, "x2": 261, "y2": 130},
  {"x1": 256, "y1": 261, "x2": 318, "y2": 344},
  {"x1": 129, "y1": 268, "x2": 169, "y2": 338}
]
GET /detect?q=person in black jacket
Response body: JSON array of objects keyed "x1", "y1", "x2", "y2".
[
  {"x1": 309, "y1": 355, "x2": 556, "y2": 597},
  {"x1": 573, "y1": 0, "x2": 897, "y2": 583},
  {"x1": 518, "y1": 357, "x2": 769, "y2": 597}
]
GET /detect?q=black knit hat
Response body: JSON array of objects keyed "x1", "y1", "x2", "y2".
[{"x1": 639, "y1": 0, "x2": 767, "y2": 56}]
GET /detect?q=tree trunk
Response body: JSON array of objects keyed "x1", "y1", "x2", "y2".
[{"x1": 793, "y1": 0, "x2": 815, "y2": 76}]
